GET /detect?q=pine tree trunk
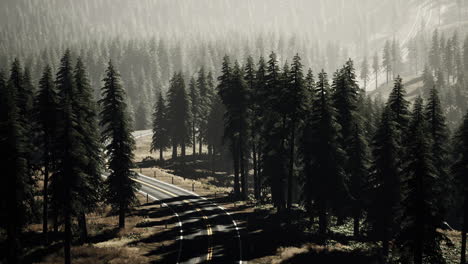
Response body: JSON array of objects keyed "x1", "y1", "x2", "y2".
[
  {"x1": 6, "y1": 184, "x2": 20, "y2": 264},
  {"x1": 199, "y1": 135, "x2": 203, "y2": 156},
  {"x1": 159, "y1": 148, "x2": 163, "y2": 161},
  {"x1": 192, "y1": 122, "x2": 196, "y2": 157},
  {"x1": 233, "y1": 145, "x2": 240, "y2": 199},
  {"x1": 172, "y1": 141, "x2": 177, "y2": 159},
  {"x1": 43, "y1": 153, "x2": 49, "y2": 244},
  {"x1": 64, "y1": 193, "x2": 71, "y2": 264},
  {"x1": 415, "y1": 173, "x2": 424, "y2": 264},
  {"x1": 119, "y1": 200, "x2": 125, "y2": 228},
  {"x1": 78, "y1": 212, "x2": 88, "y2": 244},
  {"x1": 53, "y1": 210, "x2": 59, "y2": 233},
  {"x1": 181, "y1": 142, "x2": 186, "y2": 158},
  {"x1": 252, "y1": 143, "x2": 259, "y2": 200},
  {"x1": 257, "y1": 153, "x2": 262, "y2": 199},
  {"x1": 318, "y1": 197, "x2": 327, "y2": 242},
  {"x1": 239, "y1": 145, "x2": 247, "y2": 200},
  {"x1": 353, "y1": 208, "x2": 359, "y2": 237},
  {"x1": 461, "y1": 194, "x2": 468, "y2": 264},
  {"x1": 279, "y1": 116, "x2": 288, "y2": 211},
  {"x1": 211, "y1": 146, "x2": 216, "y2": 178},
  {"x1": 383, "y1": 215, "x2": 389, "y2": 260},
  {"x1": 287, "y1": 124, "x2": 295, "y2": 209},
  {"x1": 6, "y1": 228, "x2": 20, "y2": 264}
]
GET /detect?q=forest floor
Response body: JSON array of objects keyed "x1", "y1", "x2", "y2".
[{"x1": 5, "y1": 193, "x2": 184, "y2": 264}]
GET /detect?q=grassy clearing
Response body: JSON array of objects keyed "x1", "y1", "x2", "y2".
[{"x1": 133, "y1": 133, "x2": 233, "y2": 198}]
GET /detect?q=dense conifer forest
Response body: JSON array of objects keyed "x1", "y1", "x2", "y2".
[{"x1": 3, "y1": 0, "x2": 468, "y2": 263}]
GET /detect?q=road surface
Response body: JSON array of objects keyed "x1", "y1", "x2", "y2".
[{"x1": 132, "y1": 131, "x2": 243, "y2": 264}]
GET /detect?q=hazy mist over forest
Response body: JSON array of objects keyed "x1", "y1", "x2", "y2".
[
  {"x1": 4, "y1": 1, "x2": 468, "y2": 264},
  {"x1": 0, "y1": 0, "x2": 448, "y2": 83}
]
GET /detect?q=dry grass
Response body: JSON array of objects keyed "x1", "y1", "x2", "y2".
[
  {"x1": 440, "y1": 229, "x2": 462, "y2": 264},
  {"x1": 133, "y1": 130, "x2": 232, "y2": 197},
  {"x1": 27, "y1": 193, "x2": 180, "y2": 263},
  {"x1": 35, "y1": 246, "x2": 148, "y2": 264},
  {"x1": 133, "y1": 132, "x2": 209, "y2": 164}
]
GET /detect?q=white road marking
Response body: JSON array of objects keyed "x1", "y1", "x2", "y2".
[{"x1": 137, "y1": 189, "x2": 184, "y2": 264}]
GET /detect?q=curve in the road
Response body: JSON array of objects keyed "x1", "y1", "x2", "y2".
[
  {"x1": 135, "y1": 173, "x2": 243, "y2": 263},
  {"x1": 132, "y1": 130, "x2": 242, "y2": 263},
  {"x1": 137, "y1": 189, "x2": 184, "y2": 263},
  {"x1": 134, "y1": 177, "x2": 214, "y2": 262}
]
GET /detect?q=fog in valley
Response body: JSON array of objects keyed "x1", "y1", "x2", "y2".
[{"x1": 2, "y1": 1, "x2": 468, "y2": 264}]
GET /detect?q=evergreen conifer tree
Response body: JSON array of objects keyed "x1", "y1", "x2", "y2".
[
  {"x1": 372, "y1": 52, "x2": 380, "y2": 90},
  {"x1": 383, "y1": 41, "x2": 393, "y2": 84},
  {"x1": 244, "y1": 55, "x2": 261, "y2": 199},
  {"x1": 454, "y1": 111, "x2": 468, "y2": 264},
  {"x1": 197, "y1": 67, "x2": 210, "y2": 155},
  {"x1": 387, "y1": 76, "x2": 410, "y2": 132},
  {"x1": 398, "y1": 97, "x2": 444, "y2": 264},
  {"x1": 331, "y1": 59, "x2": 360, "y2": 223},
  {"x1": 0, "y1": 67, "x2": 29, "y2": 264},
  {"x1": 284, "y1": 54, "x2": 308, "y2": 208},
  {"x1": 217, "y1": 56, "x2": 240, "y2": 197},
  {"x1": 430, "y1": 30, "x2": 441, "y2": 73},
  {"x1": 262, "y1": 52, "x2": 288, "y2": 209},
  {"x1": 99, "y1": 60, "x2": 137, "y2": 229},
  {"x1": 302, "y1": 70, "x2": 348, "y2": 240},
  {"x1": 368, "y1": 107, "x2": 400, "y2": 259},
  {"x1": 349, "y1": 122, "x2": 369, "y2": 237},
  {"x1": 422, "y1": 66, "x2": 435, "y2": 98},
  {"x1": 206, "y1": 95, "x2": 225, "y2": 174},
  {"x1": 360, "y1": 56, "x2": 369, "y2": 89},
  {"x1": 73, "y1": 57, "x2": 103, "y2": 242},
  {"x1": 151, "y1": 92, "x2": 170, "y2": 161},
  {"x1": 167, "y1": 72, "x2": 190, "y2": 160},
  {"x1": 425, "y1": 87, "x2": 450, "y2": 219},
  {"x1": 54, "y1": 50, "x2": 89, "y2": 263},
  {"x1": 189, "y1": 77, "x2": 200, "y2": 156},
  {"x1": 35, "y1": 65, "x2": 59, "y2": 244}
]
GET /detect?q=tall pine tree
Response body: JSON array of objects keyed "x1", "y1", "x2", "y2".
[
  {"x1": 189, "y1": 77, "x2": 200, "y2": 156},
  {"x1": 73, "y1": 57, "x2": 103, "y2": 242},
  {"x1": 398, "y1": 97, "x2": 444, "y2": 264},
  {"x1": 262, "y1": 52, "x2": 288, "y2": 209},
  {"x1": 302, "y1": 70, "x2": 348, "y2": 240},
  {"x1": 0, "y1": 66, "x2": 29, "y2": 264},
  {"x1": 167, "y1": 72, "x2": 190, "y2": 159},
  {"x1": 368, "y1": 107, "x2": 400, "y2": 259},
  {"x1": 35, "y1": 65, "x2": 59, "y2": 244},
  {"x1": 425, "y1": 87, "x2": 450, "y2": 220},
  {"x1": 54, "y1": 50, "x2": 89, "y2": 263},
  {"x1": 284, "y1": 54, "x2": 308, "y2": 208},
  {"x1": 99, "y1": 60, "x2": 137, "y2": 229},
  {"x1": 151, "y1": 91, "x2": 170, "y2": 161},
  {"x1": 453, "y1": 111, "x2": 468, "y2": 264}
]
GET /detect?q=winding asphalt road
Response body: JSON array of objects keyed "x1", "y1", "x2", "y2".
[{"x1": 132, "y1": 131, "x2": 243, "y2": 264}]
